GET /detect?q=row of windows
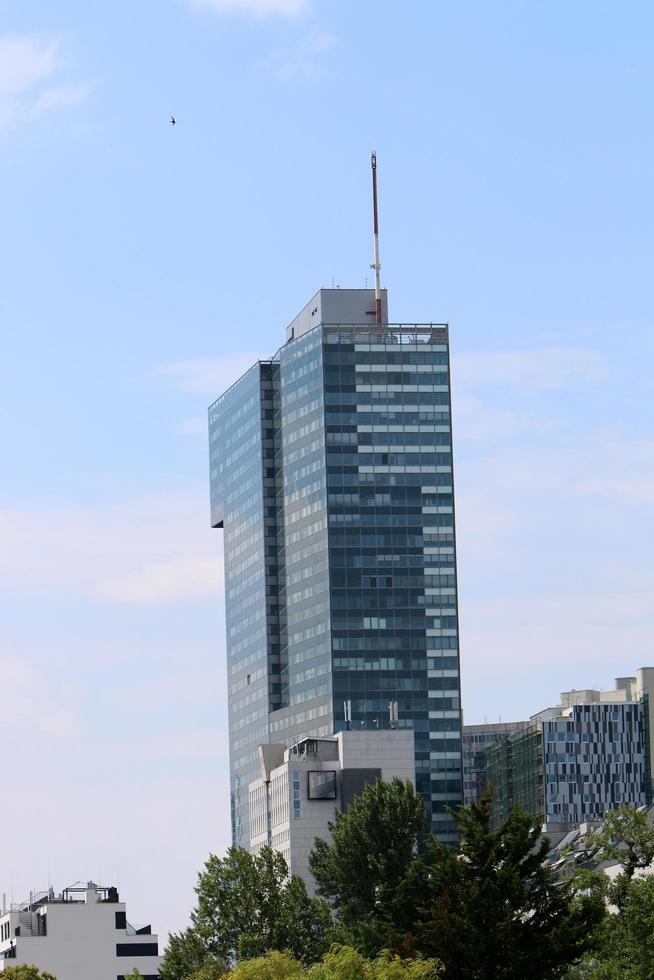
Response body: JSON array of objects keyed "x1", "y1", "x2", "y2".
[
  {"x1": 326, "y1": 411, "x2": 450, "y2": 426},
  {"x1": 324, "y1": 391, "x2": 450, "y2": 406},
  {"x1": 323, "y1": 350, "x2": 448, "y2": 365}
]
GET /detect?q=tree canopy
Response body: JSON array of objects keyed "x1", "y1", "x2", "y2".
[
  {"x1": 309, "y1": 783, "x2": 603, "y2": 977},
  {"x1": 160, "y1": 846, "x2": 332, "y2": 979},
  {"x1": 224, "y1": 945, "x2": 443, "y2": 980},
  {"x1": 390, "y1": 797, "x2": 603, "y2": 979},
  {"x1": 1, "y1": 968, "x2": 58, "y2": 980},
  {"x1": 309, "y1": 777, "x2": 425, "y2": 936},
  {"x1": 566, "y1": 871, "x2": 654, "y2": 979},
  {"x1": 587, "y1": 805, "x2": 654, "y2": 908}
]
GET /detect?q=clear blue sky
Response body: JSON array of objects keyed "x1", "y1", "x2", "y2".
[{"x1": 1, "y1": 0, "x2": 653, "y2": 940}]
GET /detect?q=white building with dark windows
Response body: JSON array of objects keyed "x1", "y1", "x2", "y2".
[
  {"x1": 249, "y1": 729, "x2": 415, "y2": 891},
  {"x1": 0, "y1": 882, "x2": 162, "y2": 980}
]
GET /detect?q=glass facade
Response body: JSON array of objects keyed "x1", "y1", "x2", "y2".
[
  {"x1": 209, "y1": 319, "x2": 463, "y2": 846},
  {"x1": 484, "y1": 701, "x2": 650, "y2": 829}
]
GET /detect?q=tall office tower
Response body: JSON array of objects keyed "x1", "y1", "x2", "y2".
[{"x1": 209, "y1": 288, "x2": 463, "y2": 847}]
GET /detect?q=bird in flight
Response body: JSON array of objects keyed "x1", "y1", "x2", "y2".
[{"x1": 170, "y1": 115, "x2": 176, "y2": 126}]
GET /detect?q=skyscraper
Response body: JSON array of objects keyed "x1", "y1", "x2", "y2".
[{"x1": 209, "y1": 288, "x2": 463, "y2": 847}]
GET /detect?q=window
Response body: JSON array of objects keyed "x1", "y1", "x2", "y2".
[
  {"x1": 308, "y1": 771, "x2": 337, "y2": 800},
  {"x1": 116, "y1": 943, "x2": 158, "y2": 956},
  {"x1": 292, "y1": 772, "x2": 301, "y2": 819}
]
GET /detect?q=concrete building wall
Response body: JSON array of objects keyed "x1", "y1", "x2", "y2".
[
  {"x1": 250, "y1": 730, "x2": 415, "y2": 893},
  {"x1": 0, "y1": 886, "x2": 161, "y2": 980},
  {"x1": 285, "y1": 288, "x2": 389, "y2": 342}
]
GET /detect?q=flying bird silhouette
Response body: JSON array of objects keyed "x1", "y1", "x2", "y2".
[{"x1": 170, "y1": 115, "x2": 176, "y2": 126}]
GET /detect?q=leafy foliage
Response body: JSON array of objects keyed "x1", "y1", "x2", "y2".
[
  {"x1": 160, "y1": 846, "x2": 332, "y2": 978},
  {"x1": 1, "y1": 968, "x2": 58, "y2": 980},
  {"x1": 391, "y1": 797, "x2": 604, "y2": 979},
  {"x1": 161, "y1": 927, "x2": 226, "y2": 980},
  {"x1": 309, "y1": 784, "x2": 603, "y2": 977},
  {"x1": 224, "y1": 951, "x2": 305, "y2": 980},
  {"x1": 186, "y1": 962, "x2": 231, "y2": 980},
  {"x1": 566, "y1": 874, "x2": 654, "y2": 979},
  {"x1": 587, "y1": 806, "x2": 654, "y2": 908},
  {"x1": 308, "y1": 945, "x2": 443, "y2": 980},
  {"x1": 224, "y1": 945, "x2": 443, "y2": 980},
  {"x1": 309, "y1": 777, "x2": 425, "y2": 937}
]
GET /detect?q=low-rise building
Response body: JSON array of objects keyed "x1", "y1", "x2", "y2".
[
  {"x1": 477, "y1": 668, "x2": 654, "y2": 830},
  {"x1": 249, "y1": 729, "x2": 415, "y2": 890},
  {"x1": 0, "y1": 881, "x2": 161, "y2": 980}
]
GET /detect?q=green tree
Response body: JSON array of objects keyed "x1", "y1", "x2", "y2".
[
  {"x1": 566, "y1": 874, "x2": 654, "y2": 980},
  {"x1": 160, "y1": 846, "x2": 332, "y2": 977},
  {"x1": 223, "y1": 946, "x2": 443, "y2": 980},
  {"x1": 587, "y1": 806, "x2": 654, "y2": 908},
  {"x1": 225, "y1": 951, "x2": 305, "y2": 980},
  {"x1": 309, "y1": 777, "x2": 424, "y2": 939},
  {"x1": 1, "y1": 968, "x2": 57, "y2": 980},
  {"x1": 390, "y1": 796, "x2": 604, "y2": 979},
  {"x1": 160, "y1": 927, "x2": 219, "y2": 980},
  {"x1": 186, "y1": 963, "x2": 230, "y2": 980},
  {"x1": 308, "y1": 945, "x2": 443, "y2": 980}
]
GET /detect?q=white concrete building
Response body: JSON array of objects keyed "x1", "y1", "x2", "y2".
[
  {"x1": 0, "y1": 882, "x2": 162, "y2": 980},
  {"x1": 249, "y1": 730, "x2": 415, "y2": 891}
]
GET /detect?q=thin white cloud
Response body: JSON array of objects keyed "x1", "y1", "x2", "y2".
[
  {"x1": 155, "y1": 354, "x2": 259, "y2": 397},
  {"x1": 0, "y1": 656, "x2": 80, "y2": 738},
  {"x1": 32, "y1": 79, "x2": 93, "y2": 116},
  {"x1": 0, "y1": 491, "x2": 221, "y2": 604},
  {"x1": 271, "y1": 29, "x2": 335, "y2": 79},
  {"x1": 175, "y1": 416, "x2": 207, "y2": 436},
  {"x1": 456, "y1": 423, "x2": 654, "y2": 722},
  {"x1": 186, "y1": 0, "x2": 307, "y2": 18},
  {"x1": 455, "y1": 347, "x2": 608, "y2": 390},
  {"x1": 452, "y1": 393, "x2": 552, "y2": 445},
  {"x1": 106, "y1": 667, "x2": 226, "y2": 711},
  {"x1": 97, "y1": 555, "x2": 222, "y2": 604},
  {"x1": 0, "y1": 33, "x2": 90, "y2": 134}
]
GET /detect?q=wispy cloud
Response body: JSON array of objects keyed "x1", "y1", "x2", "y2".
[
  {"x1": 450, "y1": 339, "x2": 653, "y2": 721},
  {"x1": 455, "y1": 347, "x2": 608, "y2": 390},
  {"x1": 0, "y1": 656, "x2": 80, "y2": 738},
  {"x1": 452, "y1": 393, "x2": 553, "y2": 445},
  {"x1": 0, "y1": 491, "x2": 220, "y2": 604},
  {"x1": 154, "y1": 353, "x2": 260, "y2": 396},
  {"x1": 106, "y1": 667, "x2": 226, "y2": 712},
  {"x1": 270, "y1": 29, "x2": 335, "y2": 79},
  {"x1": 97, "y1": 555, "x2": 222, "y2": 604},
  {"x1": 186, "y1": 0, "x2": 308, "y2": 19},
  {"x1": 32, "y1": 79, "x2": 93, "y2": 116},
  {"x1": 0, "y1": 33, "x2": 90, "y2": 134},
  {"x1": 176, "y1": 417, "x2": 207, "y2": 436}
]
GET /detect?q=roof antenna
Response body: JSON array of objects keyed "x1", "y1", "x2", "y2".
[{"x1": 370, "y1": 150, "x2": 382, "y2": 325}]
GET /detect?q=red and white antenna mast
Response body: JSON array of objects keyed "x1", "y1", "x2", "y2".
[{"x1": 370, "y1": 150, "x2": 382, "y2": 325}]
